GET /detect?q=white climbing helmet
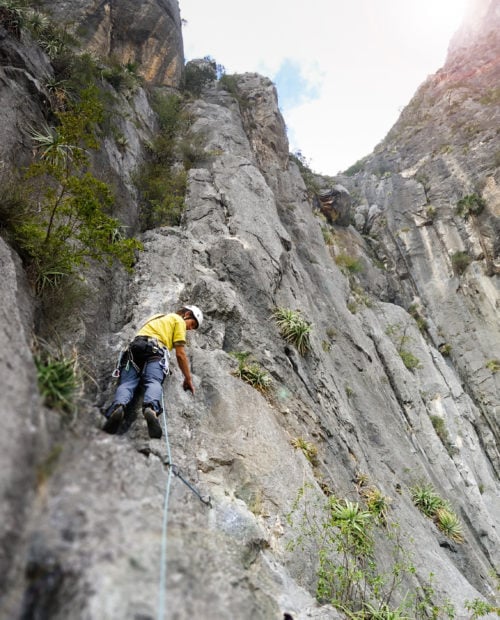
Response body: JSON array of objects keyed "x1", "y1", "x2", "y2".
[{"x1": 184, "y1": 305, "x2": 203, "y2": 328}]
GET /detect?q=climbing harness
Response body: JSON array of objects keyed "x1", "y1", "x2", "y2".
[
  {"x1": 156, "y1": 392, "x2": 211, "y2": 620},
  {"x1": 111, "y1": 337, "x2": 170, "y2": 380}
]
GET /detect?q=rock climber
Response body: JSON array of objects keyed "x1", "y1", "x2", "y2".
[{"x1": 102, "y1": 305, "x2": 203, "y2": 439}]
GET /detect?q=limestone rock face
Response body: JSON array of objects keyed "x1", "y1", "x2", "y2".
[
  {"x1": 1, "y1": 1, "x2": 499, "y2": 619},
  {"x1": 337, "y1": 0, "x2": 500, "y2": 482},
  {"x1": 40, "y1": 0, "x2": 184, "y2": 86}
]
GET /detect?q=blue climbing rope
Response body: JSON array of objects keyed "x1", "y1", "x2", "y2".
[
  {"x1": 157, "y1": 392, "x2": 172, "y2": 620},
  {"x1": 156, "y1": 391, "x2": 212, "y2": 620}
]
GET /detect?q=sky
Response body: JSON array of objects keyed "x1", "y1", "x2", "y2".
[{"x1": 179, "y1": 1, "x2": 468, "y2": 175}]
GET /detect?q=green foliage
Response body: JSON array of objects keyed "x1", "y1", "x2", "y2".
[
  {"x1": 321, "y1": 225, "x2": 334, "y2": 246},
  {"x1": 408, "y1": 304, "x2": 428, "y2": 333},
  {"x1": 230, "y1": 351, "x2": 271, "y2": 393},
  {"x1": 287, "y1": 485, "x2": 473, "y2": 618},
  {"x1": 15, "y1": 87, "x2": 141, "y2": 293},
  {"x1": 410, "y1": 483, "x2": 464, "y2": 544},
  {"x1": 135, "y1": 164, "x2": 187, "y2": 229},
  {"x1": 335, "y1": 252, "x2": 363, "y2": 274},
  {"x1": 272, "y1": 307, "x2": 312, "y2": 355},
  {"x1": 35, "y1": 344, "x2": 79, "y2": 413},
  {"x1": 288, "y1": 488, "x2": 413, "y2": 617},
  {"x1": 101, "y1": 59, "x2": 141, "y2": 93},
  {"x1": 0, "y1": 0, "x2": 25, "y2": 35},
  {"x1": 183, "y1": 58, "x2": 217, "y2": 96},
  {"x1": 410, "y1": 483, "x2": 445, "y2": 518},
  {"x1": 218, "y1": 73, "x2": 246, "y2": 106},
  {"x1": 344, "y1": 155, "x2": 369, "y2": 176},
  {"x1": 1, "y1": 88, "x2": 141, "y2": 297},
  {"x1": 361, "y1": 487, "x2": 391, "y2": 525},
  {"x1": 486, "y1": 359, "x2": 500, "y2": 373},
  {"x1": 456, "y1": 194, "x2": 486, "y2": 219},
  {"x1": 434, "y1": 508, "x2": 464, "y2": 543},
  {"x1": 429, "y1": 416, "x2": 455, "y2": 455},
  {"x1": 426, "y1": 205, "x2": 437, "y2": 221},
  {"x1": 386, "y1": 323, "x2": 421, "y2": 372},
  {"x1": 135, "y1": 93, "x2": 205, "y2": 230},
  {"x1": 2, "y1": 0, "x2": 77, "y2": 59},
  {"x1": 451, "y1": 251, "x2": 471, "y2": 275},
  {"x1": 291, "y1": 437, "x2": 319, "y2": 466},
  {"x1": 399, "y1": 349, "x2": 422, "y2": 371},
  {"x1": 430, "y1": 415, "x2": 447, "y2": 442},
  {"x1": 438, "y1": 343, "x2": 452, "y2": 357},
  {"x1": 289, "y1": 151, "x2": 321, "y2": 195},
  {"x1": 465, "y1": 598, "x2": 500, "y2": 618}
]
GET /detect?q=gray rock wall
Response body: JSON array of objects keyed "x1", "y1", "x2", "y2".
[
  {"x1": 0, "y1": 1, "x2": 499, "y2": 618},
  {"x1": 39, "y1": 0, "x2": 184, "y2": 86}
]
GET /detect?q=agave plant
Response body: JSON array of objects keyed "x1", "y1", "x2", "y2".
[
  {"x1": 29, "y1": 124, "x2": 83, "y2": 166},
  {"x1": 290, "y1": 437, "x2": 319, "y2": 466},
  {"x1": 410, "y1": 483, "x2": 445, "y2": 517},
  {"x1": 35, "y1": 345, "x2": 79, "y2": 412},
  {"x1": 24, "y1": 8, "x2": 49, "y2": 35},
  {"x1": 272, "y1": 307, "x2": 312, "y2": 355},
  {"x1": 434, "y1": 508, "x2": 464, "y2": 543},
  {"x1": 230, "y1": 351, "x2": 271, "y2": 393},
  {"x1": 362, "y1": 486, "x2": 391, "y2": 524}
]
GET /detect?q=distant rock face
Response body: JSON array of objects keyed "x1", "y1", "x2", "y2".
[
  {"x1": 40, "y1": 0, "x2": 184, "y2": 86},
  {"x1": 338, "y1": 0, "x2": 500, "y2": 475},
  {"x1": 236, "y1": 73, "x2": 290, "y2": 171}
]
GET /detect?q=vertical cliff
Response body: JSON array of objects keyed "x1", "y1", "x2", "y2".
[{"x1": 0, "y1": 1, "x2": 499, "y2": 619}]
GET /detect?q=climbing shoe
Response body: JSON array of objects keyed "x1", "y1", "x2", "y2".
[
  {"x1": 103, "y1": 405, "x2": 124, "y2": 434},
  {"x1": 143, "y1": 407, "x2": 162, "y2": 439}
]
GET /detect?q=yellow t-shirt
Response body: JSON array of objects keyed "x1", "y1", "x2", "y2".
[{"x1": 136, "y1": 313, "x2": 186, "y2": 350}]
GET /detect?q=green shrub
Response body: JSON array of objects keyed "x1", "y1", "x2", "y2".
[
  {"x1": 291, "y1": 437, "x2": 319, "y2": 466},
  {"x1": 435, "y1": 508, "x2": 464, "y2": 543},
  {"x1": 35, "y1": 346, "x2": 79, "y2": 412},
  {"x1": 272, "y1": 307, "x2": 312, "y2": 355},
  {"x1": 465, "y1": 598, "x2": 500, "y2": 618},
  {"x1": 486, "y1": 359, "x2": 500, "y2": 373},
  {"x1": 451, "y1": 250, "x2": 471, "y2": 275},
  {"x1": 456, "y1": 194, "x2": 486, "y2": 219},
  {"x1": 287, "y1": 485, "x2": 473, "y2": 618},
  {"x1": 344, "y1": 155, "x2": 369, "y2": 177},
  {"x1": 218, "y1": 73, "x2": 243, "y2": 101},
  {"x1": 183, "y1": 58, "x2": 217, "y2": 96},
  {"x1": 134, "y1": 93, "x2": 205, "y2": 230},
  {"x1": 321, "y1": 225, "x2": 334, "y2": 246},
  {"x1": 230, "y1": 352, "x2": 271, "y2": 393},
  {"x1": 408, "y1": 304, "x2": 428, "y2": 332},
  {"x1": 411, "y1": 483, "x2": 464, "y2": 544},
  {"x1": 439, "y1": 343, "x2": 452, "y2": 357},
  {"x1": 399, "y1": 349, "x2": 421, "y2": 371},
  {"x1": 135, "y1": 165, "x2": 187, "y2": 229},
  {"x1": 289, "y1": 151, "x2": 321, "y2": 195},
  {"x1": 410, "y1": 483, "x2": 445, "y2": 517},
  {"x1": 334, "y1": 252, "x2": 363, "y2": 274},
  {"x1": 426, "y1": 205, "x2": 437, "y2": 221},
  {"x1": 101, "y1": 60, "x2": 141, "y2": 93},
  {"x1": 361, "y1": 486, "x2": 391, "y2": 524},
  {"x1": 10, "y1": 87, "x2": 141, "y2": 294}
]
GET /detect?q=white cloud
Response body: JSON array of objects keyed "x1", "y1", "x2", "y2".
[{"x1": 180, "y1": 0, "x2": 467, "y2": 174}]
